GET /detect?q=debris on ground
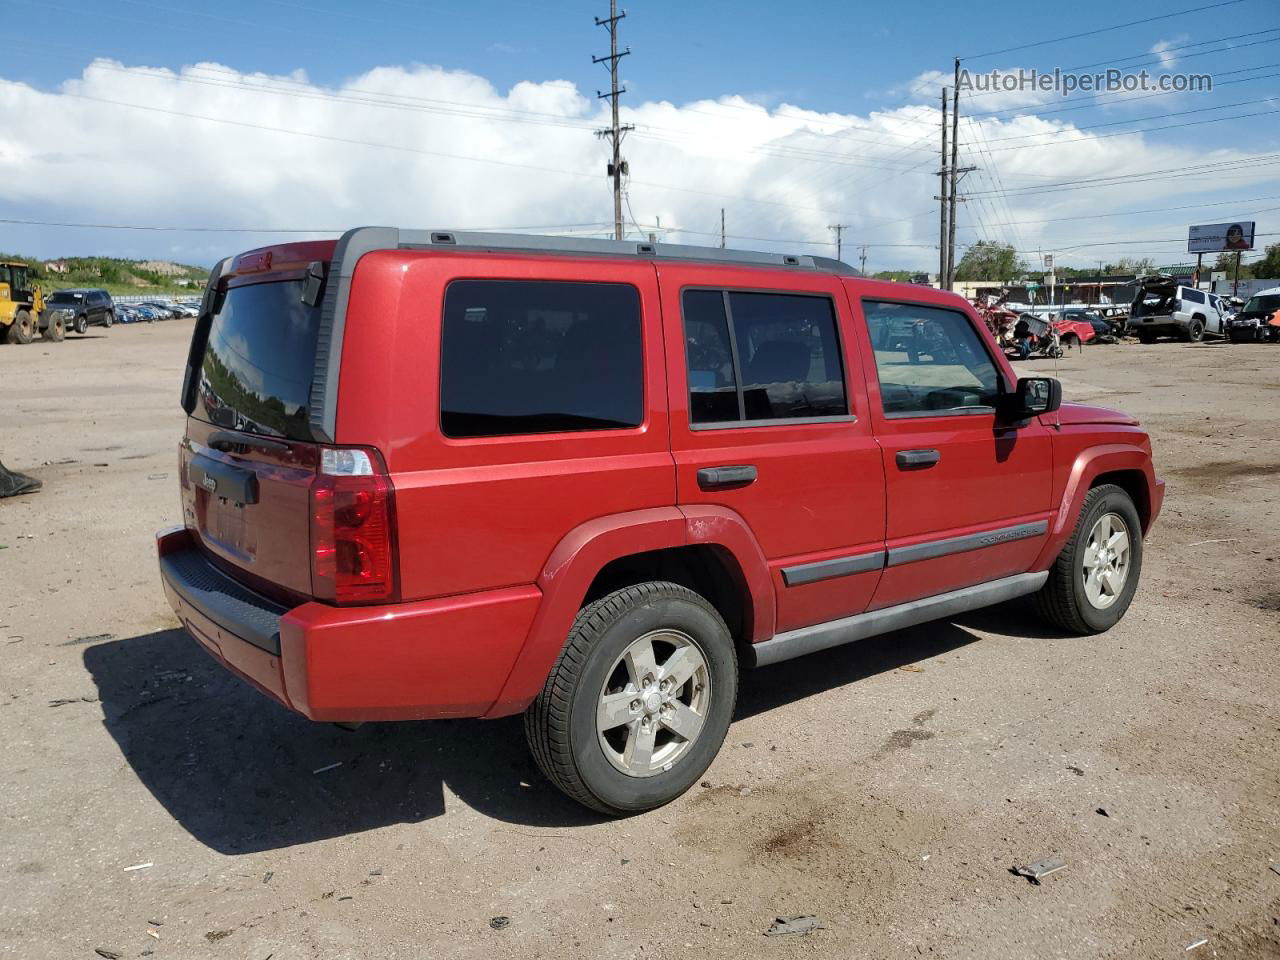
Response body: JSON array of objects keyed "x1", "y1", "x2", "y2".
[
  {"x1": 489, "y1": 916, "x2": 511, "y2": 930},
  {"x1": 1097, "y1": 807, "x2": 1110, "y2": 817},
  {"x1": 145, "y1": 928, "x2": 160, "y2": 940},
  {"x1": 368, "y1": 867, "x2": 383, "y2": 876},
  {"x1": 204, "y1": 930, "x2": 232, "y2": 942},
  {"x1": 123, "y1": 862, "x2": 153, "y2": 872},
  {"x1": 1270, "y1": 863, "x2": 1280, "y2": 877},
  {"x1": 764, "y1": 915, "x2": 823, "y2": 937},
  {"x1": 737, "y1": 785, "x2": 752, "y2": 797},
  {"x1": 64, "y1": 633, "x2": 114, "y2": 646},
  {"x1": 1013, "y1": 856, "x2": 1067, "y2": 884},
  {"x1": 899, "y1": 664, "x2": 926, "y2": 673},
  {"x1": 262, "y1": 871, "x2": 273, "y2": 884},
  {"x1": 94, "y1": 949, "x2": 123, "y2": 959},
  {"x1": 49, "y1": 695, "x2": 99, "y2": 707},
  {"x1": 312, "y1": 762, "x2": 343, "y2": 774},
  {"x1": 1185, "y1": 937, "x2": 1208, "y2": 951}
]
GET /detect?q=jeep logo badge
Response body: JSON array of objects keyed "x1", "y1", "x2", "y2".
[{"x1": 200, "y1": 474, "x2": 218, "y2": 494}]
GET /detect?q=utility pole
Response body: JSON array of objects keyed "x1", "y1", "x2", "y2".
[
  {"x1": 938, "y1": 87, "x2": 949, "y2": 285},
  {"x1": 942, "y1": 59, "x2": 977, "y2": 291},
  {"x1": 859, "y1": 245, "x2": 867, "y2": 276},
  {"x1": 946, "y1": 57, "x2": 961, "y2": 289},
  {"x1": 828, "y1": 223, "x2": 850, "y2": 262},
  {"x1": 594, "y1": 1, "x2": 633, "y2": 241},
  {"x1": 720, "y1": 208, "x2": 726, "y2": 249}
]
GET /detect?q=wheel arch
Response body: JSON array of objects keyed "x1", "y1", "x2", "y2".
[
  {"x1": 482, "y1": 505, "x2": 773, "y2": 718},
  {"x1": 1034, "y1": 444, "x2": 1162, "y2": 570}
]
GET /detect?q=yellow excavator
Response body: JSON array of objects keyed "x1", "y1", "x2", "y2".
[{"x1": 1, "y1": 260, "x2": 53, "y2": 344}]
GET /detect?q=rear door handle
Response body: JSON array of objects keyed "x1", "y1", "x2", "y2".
[
  {"x1": 896, "y1": 448, "x2": 941, "y2": 469},
  {"x1": 697, "y1": 465, "x2": 758, "y2": 490}
]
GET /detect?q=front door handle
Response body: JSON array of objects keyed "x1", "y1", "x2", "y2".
[
  {"x1": 697, "y1": 465, "x2": 758, "y2": 490},
  {"x1": 896, "y1": 448, "x2": 941, "y2": 469}
]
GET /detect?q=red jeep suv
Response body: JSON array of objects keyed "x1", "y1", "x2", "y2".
[{"x1": 158, "y1": 228, "x2": 1163, "y2": 814}]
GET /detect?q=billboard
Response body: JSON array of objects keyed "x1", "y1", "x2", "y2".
[{"x1": 1188, "y1": 221, "x2": 1255, "y2": 254}]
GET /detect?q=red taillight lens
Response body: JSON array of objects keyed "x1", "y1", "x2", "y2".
[{"x1": 310, "y1": 447, "x2": 398, "y2": 605}]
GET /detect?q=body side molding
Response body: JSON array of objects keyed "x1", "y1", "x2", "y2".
[{"x1": 746, "y1": 572, "x2": 1048, "y2": 668}]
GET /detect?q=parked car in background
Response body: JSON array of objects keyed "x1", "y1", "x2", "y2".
[
  {"x1": 157, "y1": 227, "x2": 1164, "y2": 815},
  {"x1": 1127, "y1": 276, "x2": 1225, "y2": 343},
  {"x1": 171, "y1": 302, "x2": 199, "y2": 318},
  {"x1": 131, "y1": 304, "x2": 162, "y2": 322},
  {"x1": 43, "y1": 288, "x2": 115, "y2": 334},
  {"x1": 1226, "y1": 286, "x2": 1280, "y2": 343},
  {"x1": 138, "y1": 300, "x2": 180, "y2": 319}
]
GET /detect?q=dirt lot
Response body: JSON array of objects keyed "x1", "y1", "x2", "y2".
[{"x1": 1, "y1": 323, "x2": 1277, "y2": 960}]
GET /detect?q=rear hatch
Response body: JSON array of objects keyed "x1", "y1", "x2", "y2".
[
  {"x1": 181, "y1": 247, "x2": 331, "y2": 604},
  {"x1": 1131, "y1": 277, "x2": 1178, "y2": 319}
]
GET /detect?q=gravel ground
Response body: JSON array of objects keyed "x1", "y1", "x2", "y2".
[{"x1": 1, "y1": 323, "x2": 1277, "y2": 960}]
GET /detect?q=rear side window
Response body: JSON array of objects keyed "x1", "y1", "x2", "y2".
[
  {"x1": 1182, "y1": 288, "x2": 1205, "y2": 304},
  {"x1": 440, "y1": 280, "x2": 643, "y2": 438},
  {"x1": 683, "y1": 289, "x2": 847, "y2": 425},
  {"x1": 195, "y1": 280, "x2": 322, "y2": 440},
  {"x1": 863, "y1": 300, "x2": 1000, "y2": 416}
]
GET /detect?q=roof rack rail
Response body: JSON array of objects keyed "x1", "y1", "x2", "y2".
[{"x1": 338, "y1": 226, "x2": 857, "y2": 276}]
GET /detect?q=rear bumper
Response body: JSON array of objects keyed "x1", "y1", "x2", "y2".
[{"x1": 157, "y1": 528, "x2": 542, "y2": 722}]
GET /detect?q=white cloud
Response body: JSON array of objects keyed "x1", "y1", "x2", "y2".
[
  {"x1": 0, "y1": 58, "x2": 1273, "y2": 271},
  {"x1": 1150, "y1": 35, "x2": 1189, "y2": 69}
]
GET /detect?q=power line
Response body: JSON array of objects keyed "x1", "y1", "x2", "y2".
[{"x1": 962, "y1": 0, "x2": 1247, "y2": 60}]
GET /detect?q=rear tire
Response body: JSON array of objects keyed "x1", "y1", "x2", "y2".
[
  {"x1": 43, "y1": 313, "x2": 66, "y2": 342},
  {"x1": 1035, "y1": 484, "x2": 1143, "y2": 635},
  {"x1": 525, "y1": 581, "x2": 737, "y2": 816},
  {"x1": 1138, "y1": 330, "x2": 1156, "y2": 344},
  {"x1": 103, "y1": 310, "x2": 114, "y2": 329},
  {"x1": 1187, "y1": 319, "x2": 1204, "y2": 343}
]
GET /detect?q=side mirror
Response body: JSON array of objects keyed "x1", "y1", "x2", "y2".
[{"x1": 1002, "y1": 376, "x2": 1062, "y2": 420}]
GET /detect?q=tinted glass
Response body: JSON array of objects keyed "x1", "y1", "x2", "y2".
[
  {"x1": 863, "y1": 300, "x2": 1001, "y2": 416},
  {"x1": 683, "y1": 290, "x2": 740, "y2": 424},
  {"x1": 49, "y1": 292, "x2": 84, "y2": 304},
  {"x1": 441, "y1": 280, "x2": 643, "y2": 438},
  {"x1": 195, "y1": 280, "x2": 322, "y2": 441},
  {"x1": 1243, "y1": 293, "x2": 1280, "y2": 316},
  {"x1": 1182, "y1": 288, "x2": 1205, "y2": 304},
  {"x1": 683, "y1": 290, "x2": 847, "y2": 425}
]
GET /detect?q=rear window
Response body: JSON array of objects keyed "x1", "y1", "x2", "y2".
[
  {"x1": 440, "y1": 279, "x2": 643, "y2": 438},
  {"x1": 195, "y1": 280, "x2": 321, "y2": 441}
]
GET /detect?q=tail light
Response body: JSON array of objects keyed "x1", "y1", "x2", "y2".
[{"x1": 310, "y1": 447, "x2": 399, "y2": 605}]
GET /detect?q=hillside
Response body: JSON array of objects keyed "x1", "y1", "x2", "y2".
[{"x1": 2, "y1": 254, "x2": 209, "y2": 296}]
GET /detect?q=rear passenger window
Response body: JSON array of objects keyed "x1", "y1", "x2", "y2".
[
  {"x1": 862, "y1": 300, "x2": 1001, "y2": 416},
  {"x1": 1183, "y1": 289, "x2": 1205, "y2": 304},
  {"x1": 683, "y1": 290, "x2": 847, "y2": 425},
  {"x1": 440, "y1": 280, "x2": 643, "y2": 438}
]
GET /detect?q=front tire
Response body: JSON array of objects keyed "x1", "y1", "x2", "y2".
[
  {"x1": 1035, "y1": 484, "x2": 1143, "y2": 634},
  {"x1": 1187, "y1": 319, "x2": 1205, "y2": 342},
  {"x1": 6, "y1": 309, "x2": 35, "y2": 344},
  {"x1": 73, "y1": 314, "x2": 88, "y2": 335},
  {"x1": 43, "y1": 313, "x2": 66, "y2": 342},
  {"x1": 1138, "y1": 330, "x2": 1156, "y2": 344},
  {"x1": 525, "y1": 581, "x2": 737, "y2": 815}
]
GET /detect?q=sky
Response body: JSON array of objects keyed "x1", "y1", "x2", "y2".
[{"x1": 2, "y1": 0, "x2": 1278, "y2": 272}]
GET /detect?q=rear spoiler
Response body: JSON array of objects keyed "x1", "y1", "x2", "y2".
[{"x1": 180, "y1": 256, "x2": 232, "y2": 415}]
